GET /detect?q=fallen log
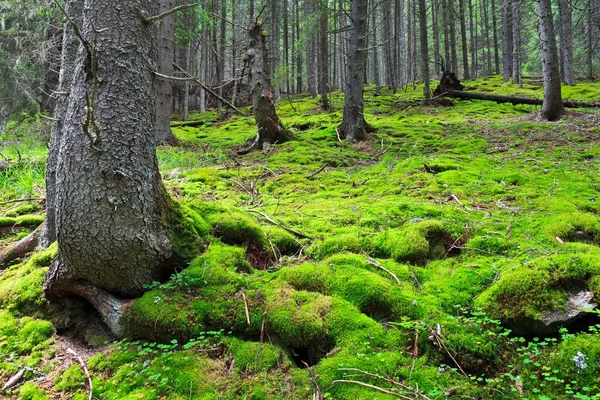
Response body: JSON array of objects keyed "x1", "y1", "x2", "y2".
[
  {"x1": 443, "y1": 89, "x2": 600, "y2": 109},
  {"x1": 0, "y1": 223, "x2": 43, "y2": 268},
  {"x1": 170, "y1": 119, "x2": 215, "y2": 128}
]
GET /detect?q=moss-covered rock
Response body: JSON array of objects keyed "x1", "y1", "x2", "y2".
[{"x1": 54, "y1": 364, "x2": 86, "y2": 392}]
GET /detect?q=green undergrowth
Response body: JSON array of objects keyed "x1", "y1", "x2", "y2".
[{"x1": 3, "y1": 80, "x2": 600, "y2": 398}]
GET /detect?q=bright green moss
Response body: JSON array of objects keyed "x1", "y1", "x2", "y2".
[
  {"x1": 262, "y1": 226, "x2": 300, "y2": 256},
  {"x1": 227, "y1": 338, "x2": 289, "y2": 373},
  {"x1": 19, "y1": 382, "x2": 51, "y2": 400},
  {"x1": 16, "y1": 318, "x2": 53, "y2": 353},
  {"x1": 465, "y1": 235, "x2": 513, "y2": 255},
  {"x1": 547, "y1": 212, "x2": 600, "y2": 244},
  {"x1": 4, "y1": 204, "x2": 38, "y2": 217},
  {"x1": 184, "y1": 243, "x2": 250, "y2": 285},
  {"x1": 307, "y1": 233, "x2": 365, "y2": 259},
  {"x1": 14, "y1": 214, "x2": 45, "y2": 226},
  {"x1": 54, "y1": 364, "x2": 86, "y2": 392},
  {"x1": 208, "y1": 210, "x2": 266, "y2": 247},
  {"x1": 548, "y1": 334, "x2": 600, "y2": 392}
]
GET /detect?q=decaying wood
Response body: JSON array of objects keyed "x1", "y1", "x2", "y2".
[
  {"x1": 1, "y1": 368, "x2": 25, "y2": 393},
  {"x1": 443, "y1": 89, "x2": 600, "y2": 109},
  {"x1": 0, "y1": 223, "x2": 43, "y2": 268}
]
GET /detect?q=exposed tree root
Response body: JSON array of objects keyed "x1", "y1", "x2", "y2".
[
  {"x1": 69, "y1": 281, "x2": 128, "y2": 337},
  {"x1": 0, "y1": 223, "x2": 43, "y2": 268}
]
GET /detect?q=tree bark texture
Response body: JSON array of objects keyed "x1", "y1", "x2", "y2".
[
  {"x1": 318, "y1": 0, "x2": 330, "y2": 110},
  {"x1": 557, "y1": 0, "x2": 575, "y2": 85},
  {"x1": 511, "y1": 0, "x2": 521, "y2": 84},
  {"x1": 45, "y1": 0, "x2": 173, "y2": 299},
  {"x1": 537, "y1": 0, "x2": 564, "y2": 121},
  {"x1": 458, "y1": 0, "x2": 470, "y2": 79},
  {"x1": 44, "y1": 0, "x2": 84, "y2": 248},
  {"x1": 501, "y1": 0, "x2": 513, "y2": 81},
  {"x1": 419, "y1": 0, "x2": 431, "y2": 98},
  {"x1": 340, "y1": 0, "x2": 369, "y2": 141},
  {"x1": 246, "y1": 22, "x2": 292, "y2": 150}
]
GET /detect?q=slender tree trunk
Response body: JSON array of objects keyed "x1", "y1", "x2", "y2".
[
  {"x1": 449, "y1": 0, "x2": 458, "y2": 73},
  {"x1": 44, "y1": 0, "x2": 84, "y2": 248},
  {"x1": 373, "y1": 3, "x2": 381, "y2": 93},
  {"x1": 537, "y1": 0, "x2": 564, "y2": 121},
  {"x1": 501, "y1": 0, "x2": 513, "y2": 81},
  {"x1": 340, "y1": 0, "x2": 371, "y2": 141},
  {"x1": 398, "y1": 0, "x2": 406, "y2": 85},
  {"x1": 511, "y1": 0, "x2": 521, "y2": 85},
  {"x1": 295, "y1": 0, "x2": 303, "y2": 93},
  {"x1": 245, "y1": 22, "x2": 293, "y2": 150},
  {"x1": 184, "y1": 36, "x2": 191, "y2": 121},
  {"x1": 319, "y1": 0, "x2": 330, "y2": 109},
  {"x1": 433, "y1": 0, "x2": 441, "y2": 77},
  {"x1": 155, "y1": 0, "x2": 177, "y2": 144},
  {"x1": 458, "y1": 0, "x2": 470, "y2": 79},
  {"x1": 284, "y1": 0, "x2": 291, "y2": 94},
  {"x1": 468, "y1": 0, "x2": 476, "y2": 78},
  {"x1": 491, "y1": 0, "x2": 500, "y2": 74},
  {"x1": 483, "y1": 0, "x2": 492, "y2": 75},
  {"x1": 557, "y1": 0, "x2": 575, "y2": 85},
  {"x1": 442, "y1": 0, "x2": 451, "y2": 69},
  {"x1": 587, "y1": 4, "x2": 595, "y2": 80},
  {"x1": 419, "y1": 0, "x2": 431, "y2": 99},
  {"x1": 407, "y1": 0, "x2": 414, "y2": 81},
  {"x1": 384, "y1": 1, "x2": 398, "y2": 86}
]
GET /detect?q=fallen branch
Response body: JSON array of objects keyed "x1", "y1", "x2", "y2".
[
  {"x1": 332, "y1": 380, "x2": 413, "y2": 399},
  {"x1": 244, "y1": 209, "x2": 313, "y2": 240},
  {"x1": 170, "y1": 120, "x2": 216, "y2": 128},
  {"x1": 259, "y1": 307, "x2": 268, "y2": 344},
  {"x1": 1, "y1": 368, "x2": 25, "y2": 393},
  {"x1": 307, "y1": 162, "x2": 329, "y2": 179},
  {"x1": 0, "y1": 198, "x2": 45, "y2": 206},
  {"x1": 443, "y1": 89, "x2": 600, "y2": 109},
  {"x1": 301, "y1": 361, "x2": 324, "y2": 400},
  {"x1": 0, "y1": 223, "x2": 43, "y2": 268},
  {"x1": 365, "y1": 257, "x2": 401, "y2": 285},
  {"x1": 66, "y1": 347, "x2": 93, "y2": 400},
  {"x1": 339, "y1": 368, "x2": 433, "y2": 400}
]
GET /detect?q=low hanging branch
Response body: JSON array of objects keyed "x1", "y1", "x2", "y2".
[
  {"x1": 144, "y1": 3, "x2": 197, "y2": 23},
  {"x1": 171, "y1": 64, "x2": 244, "y2": 115}
]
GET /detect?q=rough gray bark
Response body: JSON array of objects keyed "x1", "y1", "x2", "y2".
[
  {"x1": 501, "y1": 0, "x2": 513, "y2": 81},
  {"x1": 557, "y1": 0, "x2": 575, "y2": 85},
  {"x1": 511, "y1": 0, "x2": 521, "y2": 85},
  {"x1": 372, "y1": 3, "x2": 381, "y2": 93},
  {"x1": 442, "y1": 0, "x2": 451, "y2": 70},
  {"x1": 419, "y1": 0, "x2": 431, "y2": 99},
  {"x1": 244, "y1": 22, "x2": 293, "y2": 152},
  {"x1": 43, "y1": 0, "x2": 84, "y2": 248},
  {"x1": 458, "y1": 0, "x2": 470, "y2": 79},
  {"x1": 339, "y1": 0, "x2": 371, "y2": 141},
  {"x1": 45, "y1": 0, "x2": 173, "y2": 300},
  {"x1": 587, "y1": 5, "x2": 594, "y2": 80},
  {"x1": 318, "y1": 0, "x2": 330, "y2": 110},
  {"x1": 155, "y1": 0, "x2": 177, "y2": 144},
  {"x1": 433, "y1": 0, "x2": 441, "y2": 77},
  {"x1": 490, "y1": 0, "x2": 500, "y2": 74},
  {"x1": 537, "y1": 0, "x2": 564, "y2": 121},
  {"x1": 448, "y1": 0, "x2": 458, "y2": 73}
]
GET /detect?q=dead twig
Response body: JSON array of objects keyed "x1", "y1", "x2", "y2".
[
  {"x1": 365, "y1": 257, "x2": 401, "y2": 285},
  {"x1": 332, "y1": 380, "x2": 413, "y2": 399},
  {"x1": 302, "y1": 361, "x2": 324, "y2": 400},
  {"x1": 259, "y1": 307, "x2": 269, "y2": 344},
  {"x1": 66, "y1": 348, "x2": 93, "y2": 400},
  {"x1": 307, "y1": 162, "x2": 329, "y2": 179},
  {"x1": 2, "y1": 368, "x2": 25, "y2": 393},
  {"x1": 244, "y1": 209, "x2": 313, "y2": 240},
  {"x1": 0, "y1": 198, "x2": 45, "y2": 206},
  {"x1": 241, "y1": 292, "x2": 251, "y2": 325}
]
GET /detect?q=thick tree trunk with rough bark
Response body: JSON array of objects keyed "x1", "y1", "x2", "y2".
[
  {"x1": 501, "y1": 0, "x2": 513, "y2": 81},
  {"x1": 45, "y1": 0, "x2": 173, "y2": 299},
  {"x1": 44, "y1": 0, "x2": 84, "y2": 248},
  {"x1": 557, "y1": 0, "x2": 575, "y2": 86},
  {"x1": 155, "y1": 0, "x2": 177, "y2": 144},
  {"x1": 537, "y1": 0, "x2": 564, "y2": 121},
  {"x1": 318, "y1": 0, "x2": 330, "y2": 110},
  {"x1": 244, "y1": 22, "x2": 293, "y2": 151},
  {"x1": 339, "y1": 0, "x2": 370, "y2": 141}
]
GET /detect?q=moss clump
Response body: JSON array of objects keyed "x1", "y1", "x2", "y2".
[
  {"x1": 307, "y1": 233, "x2": 365, "y2": 259},
  {"x1": 4, "y1": 204, "x2": 38, "y2": 217},
  {"x1": 227, "y1": 338, "x2": 289, "y2": 373},
  {"x1": 19, "y1": 382, "x2": 51, "y2": 400},
  {"x1": 0, "y1": 216, "x2": 17, "y2": 227},
  {"x1": 373, "y1": 220, "x2": 450, "y2": 264},
  {"x1": 475, "y1": 251, "x2": 600, "y2": 333},
  {"x1": 14, "y1": 214, "x2": 45, "y2": 227},
  {"x1": 208, "y1": 209, "x2": 265, "y2": 247},
  {"x1": 0, "y1": 243, "x2": 56, "y2": 314},
  {"x1": 184, "y1": 243, "x2": 251, "y2": 285},
  {"x1": 262, "y1": 225, "x2": 301, "y2": 256},
  {"x1": 17, "y1": 317, "x2": 54, "y2": 353},
  {"x1": 548, "y1": 334, "x2": 600, "y2": 393},
  {"x1": 547, "y1": 212, "x2": 600, "y2": 244},
  {"x1": 54, "y1": 364, "x2": 86, "y2": 392},
  {"x1": 465, "y1": 235, "x2": 513, "y2": 255}
]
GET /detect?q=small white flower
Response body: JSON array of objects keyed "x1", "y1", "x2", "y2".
[
  {"x1": 153, "y1": 296, "x2": 162, "y2": 303},
  {"x1": 412, "y1": 299, "x2": 418, "y2": 306}
]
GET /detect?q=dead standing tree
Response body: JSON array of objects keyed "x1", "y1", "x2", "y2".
[{"x1": 240, "y1": 19, "x2": 294, "y2": 154}]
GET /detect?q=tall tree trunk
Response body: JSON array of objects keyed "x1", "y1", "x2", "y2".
[
  {"x1": 468, "y1": 0, "x2": 476, "y2": 78},
  {"x1": 319, "y1": 0, "x2": 330, "y2": 110},
  {"x1": 557, "y1": 0, "x2": 575, "y2": 85},
  {"x1": 295, "y1": 0, "x2": 303, "y2": 93},
  {"x1": 491, "y1": 0, "x2": 500, "y2": 74},
  {"x1": 511, "y1": 0, "x2": 521, "y2": 85},
  {"x1": 501, "y1": 0, "x2": 513, "y2": 81},
  {"x1": 442, "y1": 0, "x2": 451, "y2": 69},
  {"x1": 155, "y1": 0, "x2": 177, "y2": 144},
  {"x1": 537, "y1": 0, "x2": 564, "y2": 121},
  {"x1": 44, "y1": 0, "x2": 200, "y2": 316},
  {"x1": 245, "y1": 22, "x2": 293, "y2": 150},
  {"x1": 587, "y1": 4, "x2": 595, "y2": 80},
  {"x1": 397, "y1": 0, "x2": 406, "y2": 85},
  {"x1": 372, "y1": 2, "x2": 381, "y2": 93},
  {"x1": 407, "y1": 0, "x2": 414, "y2": 81},
  {"x1": 384, "y1": 1, "x2": 398, "y2": 86},
  {"x1": 433, "y1": 0, "x2": 441, "y2": 77},
  {"x1": 458, "y1": 0, "x2": 470, "y2": 79},
  {"x1": 419, "y1": 0, "x2": 431, "y2": 98},
  {"x1": 340, "y1": 0, "x2": 371, "y2": 141},
  {"x1": 448, "y1": 0, "x2": 458, "y2": 73},
  {"x1": 284, "y1": 0, "x2": 291, "y2": 94},
  {"x1": 184, "y1": 36, "x2": 192, "y2": 121},
  {"x1": 44, "y1": 0, "x2": 84, "y2": 248},
  {"x1": 483, "y1": 0, "x2": 492, "y2": 75}
]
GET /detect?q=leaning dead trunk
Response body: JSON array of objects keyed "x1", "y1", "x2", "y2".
[
  {"x1": 537, "y1": 0, "x2": 564, "y2": 121},
  {"x1": 244, "y1": 21, "x2": 293, "y2": 152}
]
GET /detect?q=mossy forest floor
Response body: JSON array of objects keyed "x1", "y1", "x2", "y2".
[{"x1": 2, "y1": 76, "x2": 600, "y2": 399}]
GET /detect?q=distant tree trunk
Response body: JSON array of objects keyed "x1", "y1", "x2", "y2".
[
  {"x1": 372, "y1": 3, "x2": 381, "y2": 93},
  {"x1": 308, "y1": 0, "x2": 318, "y2": 98},
  {"x1": 432, "y1": 0, "x2": 441, "y2": 77},
  {"x1": 284, "y1": 0, "x2": 291, "y2": 94},
  {"x1": 458, "y1": 0, "x2": 470, "y2": 79},
  {"x1": 199, "y1": 0, "x2": 208, "y2": 113},
  {"x1": 501, "y1": 0, "x2": 513, "y2": 81},
  {"x1": 490, "y1": 0, "x2": 500, "y2": 74},
  {"x1": 340, "y1": 0, "x2": 371, "y2": 141},
  {"x1": 397, "y1": 0, "x2": 406, "y2": 85},
  {"x1": 155, "y1": 0, "x2": 177, "y2": 144},
  {"x1": 245, "y1": 22, "x2": 293, "y2": 150},
  {"x1": 44, "y1": 0, "x2": 84, "y2": 248},
  {"x1": 537, "y1": 0, "x2": 564, "y2": 121},
  {"x1": 319, "y1": 0, "x2": 330, "y2": 110},
  {"x1": 448, "y1": 0, "x2": 458, "y2": 73},
  {"x1": 407, "y1": 0, "x2": 414, "y2": 81},
  {"x1": 384, "y1": 1, "x2": 398, "y2": 86},
  {"x1": 442, "y1": 0, "x2": 451, "y2": 69},
  {"x1": 295, "y1": 0, "x2": 303, "y2": 93},
  {"x1": 183, "y1": 36, "x2": 191, "y2": 121},
  {"x1": 483, "y1": 0, "x2": 492, "y2": 75},
  {"x1": 557, "y1": 0, "x2": 575, "y2": 85},
  {"x1": 468, "y1": 0, "x2": 476, "y2": 78},
  {"x1": 419, "y1": 0, "x2": 431, "y2": 99},
  {"x1": 587, "y1": 5, "x2": 594, "y2": 79},
  {"x1": 511, "y1": 0, "x2": 521, "y2": 85}
]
